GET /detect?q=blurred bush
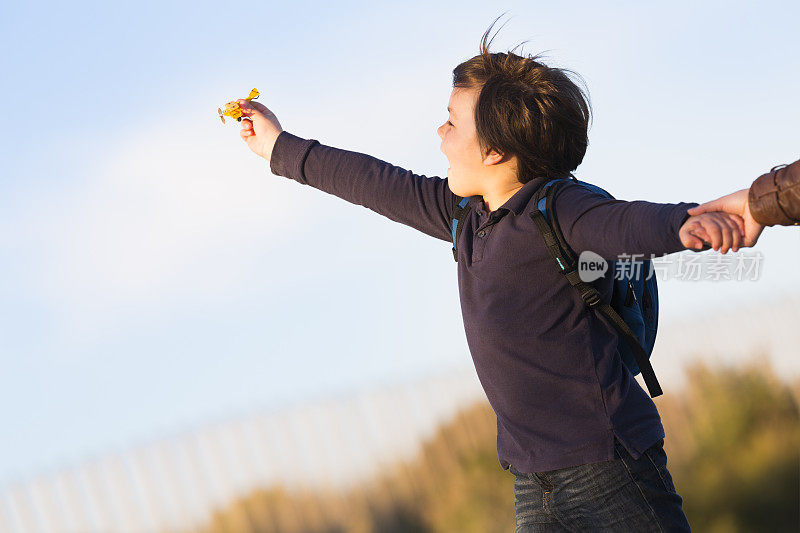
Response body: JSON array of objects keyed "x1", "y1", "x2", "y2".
[
  {"x1": 201, "y1": 356, "x2": 800, "y2": 533},
  {"x1": 658, "y1": 356, "x2": 800, "y2": 532}
]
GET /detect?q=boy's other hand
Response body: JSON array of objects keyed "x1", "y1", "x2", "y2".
[
  {"x1": 686, "y1": 189, "x2": 765, "y2": 247},
  {"x1": 237, "y1": 99, "x2": 284, "y2": 162},
  {"x1": 679, "y1": 211, "x2": 745, "y2": 253}
]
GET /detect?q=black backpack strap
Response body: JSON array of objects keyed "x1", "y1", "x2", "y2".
[
  {"x1": 529, "y1": 180, "x2": 663, "y2": 397},
  {"x1": 451, "y1": 195, "x2": 472, "y2": 262},
  {"x1": 594, "y1": 302, "x2": 663, "y2": 397}
]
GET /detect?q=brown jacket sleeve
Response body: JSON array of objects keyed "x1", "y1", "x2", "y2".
[{"x1": 748, "y1": 159, "x2": 800, "y2": 226}]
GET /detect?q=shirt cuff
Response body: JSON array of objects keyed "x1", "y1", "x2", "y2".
[{"x1": 269, "y1": 131, "x2": 319, "y2": 181}]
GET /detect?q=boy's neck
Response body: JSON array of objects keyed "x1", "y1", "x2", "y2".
[{"x1": 483, "y1": 182, "x2": 525, "y2": 213}]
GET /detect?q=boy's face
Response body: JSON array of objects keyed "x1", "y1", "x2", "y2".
[{"x1": 438, "y1": 87, "x2": 490, "y2": 197}]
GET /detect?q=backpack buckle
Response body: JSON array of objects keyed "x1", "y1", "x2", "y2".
[{"x1": 581, "y1": 287, "x2": 602, "y2": 307}]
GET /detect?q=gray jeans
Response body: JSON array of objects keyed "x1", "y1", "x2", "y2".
[{"x1": 509, "y1": 438, "x2": 691, "y2": 532}]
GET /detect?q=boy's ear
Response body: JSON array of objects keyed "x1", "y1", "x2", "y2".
[
  {"x1": 483, "y1": 148, "x2": 515, "y2": 167},
  {"x1": 482, "y1": 148, "x2": 506, "y2": 166}
]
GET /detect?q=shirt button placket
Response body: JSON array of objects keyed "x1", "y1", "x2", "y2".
[{"x1": 472, "y1": 224, "x2": 490, "y2": 262}]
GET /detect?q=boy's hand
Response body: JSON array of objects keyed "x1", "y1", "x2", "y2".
[
  {"x1": 679, "y1": 211, "x2": 745, "y2": 253},
  {"x1": 237, "y1": 99, "x2": 284, "y2": 162},
  {"x1": 686, "y1": 189, "x2": 765, "y2": 247}
]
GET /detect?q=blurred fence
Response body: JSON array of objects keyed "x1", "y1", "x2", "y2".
[{"x1": 0, "y1": 367, "x2": 487, "y2": 533}]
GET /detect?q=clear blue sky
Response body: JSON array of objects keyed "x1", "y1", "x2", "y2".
[{"x1": 1, "y1": 0, "x2": 798, "y2": 485}]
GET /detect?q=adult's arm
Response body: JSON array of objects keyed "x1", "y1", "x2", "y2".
[{"x1": 748, "y1": 160, "x2": 800, "y2": 226}]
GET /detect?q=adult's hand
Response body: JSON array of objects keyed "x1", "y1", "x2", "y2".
[
  {"x1": 238, "y1": 99, "x2": 284, "y2": 163},
  {"x1": 686, "y1": 189, "x2": 765, "y2": 247}
]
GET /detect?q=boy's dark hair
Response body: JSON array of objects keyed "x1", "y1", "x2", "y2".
[{"x1": 452, "y1": 15, "x2": 592, "y2": 183}]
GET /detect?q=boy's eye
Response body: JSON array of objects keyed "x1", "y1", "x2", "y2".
[{"x1": 447, "y1": 121, "x2": 454, "y2": 126}]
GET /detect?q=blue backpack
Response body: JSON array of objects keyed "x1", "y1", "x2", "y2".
[{"x1": 451, "y1": 177, "x2": 663, "y2": 398}]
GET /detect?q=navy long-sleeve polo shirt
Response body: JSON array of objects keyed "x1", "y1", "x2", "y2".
[{"x1": 269, "y1": 130, "x2": 699, "y2": 474}]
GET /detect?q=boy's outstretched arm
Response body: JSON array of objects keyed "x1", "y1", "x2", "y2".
[
  {"x1": 238, "y1": 100, "x2": 455, "y2": 242},
  {"x1": 552, "y1": 182, "x2": 745, "y2": 260}
]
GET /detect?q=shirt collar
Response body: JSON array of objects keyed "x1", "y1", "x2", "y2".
[{"x1": 474, "y1": 177, "x2": 550, "y2": 218}]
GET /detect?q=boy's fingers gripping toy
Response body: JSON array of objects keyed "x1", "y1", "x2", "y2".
[{"x1": 217, "y1": 88, "x2": 260, "y2": 124}]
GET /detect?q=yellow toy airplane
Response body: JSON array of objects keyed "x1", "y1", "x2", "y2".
[{"x1": 217, "y1": 88, "x2": 260, "y2": 124}]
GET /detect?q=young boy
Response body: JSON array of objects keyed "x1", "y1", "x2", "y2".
[{"x1": 235, "y1": 24, "x2": 746, "y2": 532}]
